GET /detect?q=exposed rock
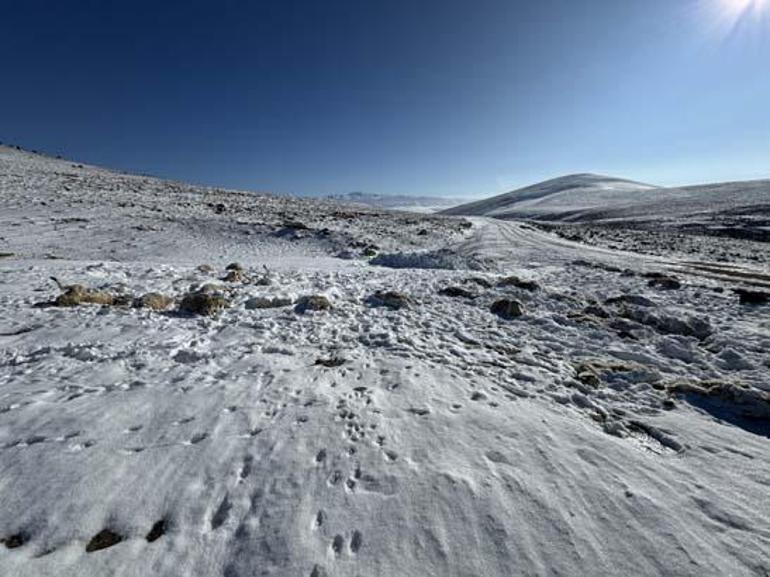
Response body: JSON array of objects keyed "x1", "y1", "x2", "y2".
[
  {"x1": 668, "y1": 381, "x2": 770, "y2": 419},
  {"x1": 245, "y1": 296, "x2": 293, "y2": 310},
  {"x1": 490, "y1": 298, "x2": 525, "y2": 319},
  {"x1": 621, "y1": 307, "x2": 712, "y2": 340},
  {"x1": 86, "y1": 529, "x2": 123, "y2": 553},
  {"x1": 583, "y1": 304, "x2": 611, "y2": 318},
  {"x1": 145, "y1": 520, "x2": 166, "y2": 543},
  {"x1": 362, "y1": 246, "x2": 378, "y2": 257},
  {"x1": 438, "y1": 286, "x2": 476, "y2": 299},
  {"x1": 223, "y1": 269, "x2": 246, "y2": 283},
  {"x1": 134, "y1": 292, "x2": 174, "y2": 311},
  {"x1": 226, "y1": 262, "x2": 244, "y2": 271},
  {"x1": 605, "y1": 294, "x2": 657, "y2": 308},
  {"x1": 295, "y1": 295, "x2": 332, "y2": 313},
  {"x1": 574, "y1": 363, "x2": 602, "y2": 388},
  {"x1": 197, "y1": 264, "x2": 215, "y2": 274},
  {"x1": 645, "y1": 273, "x2": 682, "y2": 290},
  {"x1": 283, "y1": 220, "x2": 309, "y2": 230},
  {"x1": 464, "y1": 277, "x2": 493, "y2": 289},
  {"x1": 365, "y1": 290, "x2": 411, "y2": 310},
  {"x1": 314, "y1": 357, "x2": 346, "y2": 368},
  {"x1": 734, "y1": 288, "x2": 770, "y2": 305},
  {"x1": 53, "y1": 283, "x2": 115, "y2": 307},
  {"x1": 497, "y1": 275, "x2": 539, "y2": 291},
  {"x1": 179, "y1": 291, "x2": 228, "y2": 316},
  {"x1": 2, "y1": 532, "x2": 29, "y2": 549}
]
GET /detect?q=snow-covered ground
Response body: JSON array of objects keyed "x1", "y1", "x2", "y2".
[
  {"x1": 1, "y1": 147, "x2": 769, "y2": 577},
  {"x1": 443, "y1": 173, "x2": 770, "y2": 237}
]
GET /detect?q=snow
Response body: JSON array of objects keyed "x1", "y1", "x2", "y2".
[
  {"x1": 1, "y1": 147, "x2": 769, "y2": 576},
  {"x1": 442, "y1": 173, "x2": 770, "y2": 229}
]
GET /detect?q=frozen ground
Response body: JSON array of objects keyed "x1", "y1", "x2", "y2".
[{"x1": 1, "y1": 147, "x2": 769, "y2": 577}]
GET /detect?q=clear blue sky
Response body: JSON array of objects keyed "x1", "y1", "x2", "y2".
[{"x1": 2, "y1": 0, "x2": 769, "y2": 197}]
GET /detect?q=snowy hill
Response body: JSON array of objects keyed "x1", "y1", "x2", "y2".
[
  {"x1": 442, "y1": 173, "x2": 659, "y2": 219},
  {"x1": 443, "y1": 173, "x2": 770, "y2": 228},
  {"x1": 1, "y1": 147, "x2": 769, "y2": 577}
]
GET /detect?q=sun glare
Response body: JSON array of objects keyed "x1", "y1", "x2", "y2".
[
  {"x1": 722, "y1": 0, "x2": 769, "y2": 18},
  {"x1": 703, "y1": 0, "x2": 770, "y2": 39}
]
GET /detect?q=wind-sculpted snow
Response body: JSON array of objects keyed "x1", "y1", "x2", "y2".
[{"x1": 1, "y1": 148, "x2": 769, "y2": 577}]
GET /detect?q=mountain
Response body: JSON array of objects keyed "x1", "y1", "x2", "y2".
[
  {"x1": 442, "y1": 173, "x2": 660, "y2": 220},
  {"x1": 328, "y1": 191, "x2": 470, "y2": 213},
  {"x1": 442, "y1": 173, "x2": 770, "y2": 226}
]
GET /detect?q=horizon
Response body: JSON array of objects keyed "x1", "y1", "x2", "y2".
[
  {"x1": 2, "y1": 0, "x2": 770, "y2": 197},
  {"x1": 3, "y1": 141, "x2": 769, "y2": 202}
]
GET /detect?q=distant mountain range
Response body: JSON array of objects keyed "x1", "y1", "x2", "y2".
[{"x1": 328, "y1": 191, "x2": 470, "y2": 213}]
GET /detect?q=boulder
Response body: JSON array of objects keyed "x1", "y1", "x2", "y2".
[
  {"x1": 295, "y1": 295, "x2": 332, "y2": 313},
  {"x1": 490, "y1": 298, "x2": 525, "y2": 319},
  {"x1": 179, "y1": 291, "x2": 228, "y2": 316},
  {"x1": 365, "y1": 291, "x2": 411, "y2": 310}
]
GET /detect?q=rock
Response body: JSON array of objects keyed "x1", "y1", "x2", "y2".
[
  {"x1": 226, "y1": 262, "x2": 244, "y2": 271},
  {"x1": 605, "y1": 294, "x2": 656, "y2": 308},
  {"x1": 734, "y1": 288, "x2": 770, "y2": 305},
  {"x1": 365, "y1": 291, "x2": 411, "y2": 310},
  {"x1": 438, "y1": 286, "x2": 476, "y2": 299},
  {"x1": 583, "y1": 304, "x2": 610, "y2": 318},
  {"x1": 362, "y1": 246, "x2": 378, "y2": 257},
  {"x1": 497, "y1": 275, "x2": 539, "y2": 291},
  {"x1": 245, "y1": 296, "x2": 293, "y2": 310},
  {"x1": 464, "y1": 277, "x2": 493, "y2": 289},
  {"x1": 54, "y1": 284, "x2": 115, "y2": 307},
  {"x1": 86, "y1": 529, "x2": 123, "y2": 553},
  {"x1": 490, "y1": 298, "x2": 525, "y2": 319},
  {"x1": 179, "y1": 291, "x2": 228, "y2": 316},
  {"x1": 645, "y1": 273, "x2": 682, "y2": 290},
  {"x1": 283, "y1": 220, "x2": 309, "y2": 230},
  {"x1": 621, "y1": 307, "x2": 712, "y2": 340},
  {"x1": 574, "y1": 362, "x2": 602, "y2": 388},
  {"x1": 2, "y1": 532, "x2": 29, "y2": 549},
  {"x1": 295, "y1": 295, "x2": 332, "y2": 313},
  {"x1": 134, "y1": 292, "x2": 174, "y2": 311},
  {"x1": 314, "y1": 357, "x2": 346, "y2": 368},
  {"x1": 145, "y1": 520, "x2": 166, "y2": 543},
  {"x1": 223, "y1": 269, "x2": 246, "y2": 283},
  {"x1": 470, "y1": 391, "x2": 487, "y2": 401},
  {"x1": 197, "y1": 264, "x2": 215, "y2": 274}
]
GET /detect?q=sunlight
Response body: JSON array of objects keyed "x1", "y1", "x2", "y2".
[{"x1": 712, "y1": 0, "x2": 769, "y2": 34}]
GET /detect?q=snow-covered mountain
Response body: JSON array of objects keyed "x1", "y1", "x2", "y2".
[
  {"x1": 443, "y1": 173, "x2": 770, "y2": 226},
  {"x1": 1, "y1": 147, "x2": 769, "y2": 577},
  {"x1": 328, "y1": 191, "x2": 469, "y2": 213}
]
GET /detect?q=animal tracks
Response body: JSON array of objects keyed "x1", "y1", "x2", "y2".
[{"x1": 330, "y1": 530, "x2": 363, "y2": 557}]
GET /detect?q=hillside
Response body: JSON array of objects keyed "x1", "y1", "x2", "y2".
[{"x1": 443, "y1": 173, "x2": 770, "y2": 230}]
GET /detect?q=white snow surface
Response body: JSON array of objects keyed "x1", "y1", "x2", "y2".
[
  {"x1": 442, "y1": 173, "x2": 770, "y2": 225},
  {"x1": 1, "y1": 148, "x2": 769, "y2": 577}
]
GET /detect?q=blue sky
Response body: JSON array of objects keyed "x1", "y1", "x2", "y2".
[{"x1": 2, "y1": 0, "x2": 769, "y2": 197}]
